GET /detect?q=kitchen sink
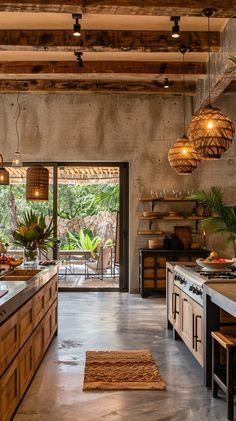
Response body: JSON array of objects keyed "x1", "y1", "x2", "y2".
[
  {"x1": 8, "y1": 269, "x2": 41, "y2": 276},
  {"x1": 0, "y1": 269, "x2": 41, "y2": 281}
]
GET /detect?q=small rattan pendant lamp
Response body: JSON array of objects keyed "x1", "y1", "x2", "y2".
[
  {"x1": 168, "y1": 46, "x2": 201, "y2": 175},
  {"x1": 26, "y1": 165, "x2": 49, "y2": 201},
  {"x1": 188, "y1": 8, "x2": 235, "y2": 160}
]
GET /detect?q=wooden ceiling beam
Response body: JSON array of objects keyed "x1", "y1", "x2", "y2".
[
  {"x1": 0, "y1": 1, "x2": 234, "y2": 17},
  {"x1": 0, "y1": 78, "x2": 196, "y2": 94},
  {"x1": 0, "y1": 61, "x2": 206, "y2": 75},
  {"x1": 0, "y1": 30, "x2": 220, "y2": 53}
]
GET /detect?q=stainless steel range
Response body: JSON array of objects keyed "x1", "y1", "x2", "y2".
[{"x1": 173, "y1": 264, "x2": 236, "y2": 306}]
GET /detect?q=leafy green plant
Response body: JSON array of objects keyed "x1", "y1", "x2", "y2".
[
  {"x1": 11, "y1": 210, "x2": 54, "y2": 251},
  {"x1": 64, "y1": 229, "x2": 101, "y2": 257},
  {"x1": 190, "y1": 186, "x2": 236, "y2": 256}
]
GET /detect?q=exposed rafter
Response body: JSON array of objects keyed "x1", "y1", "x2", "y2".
[
  {"x1": 0, "y1": 79, "x2": 196, "y2": 94},
  {"x1": 0, "y1": 1, "x2": 234, "y2": 17},
  {"x1": 0, "y1": 30, "x2": 220, "y2": 53},
  {"x1": 0, "y1": 61, "x2": 206, "y2": 77}
]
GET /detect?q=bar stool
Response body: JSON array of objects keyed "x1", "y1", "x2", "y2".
[{"x1": 212, "y1": 331, "x2": 236, "y2": 420}]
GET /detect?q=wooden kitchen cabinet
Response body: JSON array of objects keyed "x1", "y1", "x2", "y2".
[
  {"x1": 0, "y1": 270, "x2": 58, "y2": 421},
  {"x1": 18, "y1": 337, "x2": 34, "y2": 399},
  {"x1": 181, "y1": 291, "x2": 193, "y2": 351},
  {"x1": 139, "y1": 249, "x2": 208, "y2": 297},
  {"x1": 0, "y1": 358, "x2": 19, "y2": 421},
  {"x1": 19, "y1": 298, "x2": 33, "y2": 348},
  {"x1": 0, "y1": 312, "x2": 19, "y2": 377}
]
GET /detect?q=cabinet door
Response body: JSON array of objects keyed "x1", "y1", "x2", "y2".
[
  {"x1": 181, "y1": 292, "x2": 193, "y2": 351},
  {"x1": 18, "y1": 337, "x2": 34, "y2": 398},
  {"x1": 44, "y1": 281, "x2": 53, "y2": 314},
  {"x1": 33, "y1": 322, "x2": 44, "y2": 369},
  {"x1": 44, "y1": 309, "x2": 52, "y2": 351},
  {"x1": 0, "y1": 357, "x2": 19, "y2": 421},
  {"x1": 192, "y1": 301, "x2": 203, "y2": 366},
  {"x1": 51, "y1": 300, "x2": 58, "y2": 338},
  {"x1": 167, "y1": 269, "x2": 174, "y2": 326},
  {"x1": 0, "y1": 312, "x2": 19, "y2": 376},
  {"x1": 51, "y1": 275, "x2": 58, "y2": 303},
  {"x1": 19, "y1": 298, "x2": 33, "y2": 348},
  {"x1": 33, "y1": 288, "x2": 45, "y2": 327}
]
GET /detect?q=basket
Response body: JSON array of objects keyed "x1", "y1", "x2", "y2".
[{"x1": 26, "y1": 166, "x2": 49, "y2": 201}]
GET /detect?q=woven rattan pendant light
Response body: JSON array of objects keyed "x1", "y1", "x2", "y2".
[
  {"x1": 26, "y1": 165, "x2": 49, "y2": 201},
  {"x1": 188, "y1": 8, "x2": 235, "y2": 160},
  {"x1": 168, "y1": 46, "x2": 201, "y2": 175}
]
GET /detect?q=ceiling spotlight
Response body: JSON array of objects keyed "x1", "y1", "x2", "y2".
[
  {"x1": 171, "y1": 16, "x2": 180, "y2": 39},
  {"x1": 74, "y1": 51, "x2": 84, "y2": 68},
  {"x1": 164, "y1": 78, "x2": 170, "y2": 89},
  {"x1": 72, "y1": 13, "x2": 82, "y2": 37}
]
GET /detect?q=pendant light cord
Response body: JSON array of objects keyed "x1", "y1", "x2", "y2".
[
  {"x1": 208, "y1": 14, "x2": 211, "y2": 107},
  {"x1": 15, "y1": 92, "x2": 20, "y2": 153},
  {"x1": 182, "y1": 52, "x2": 186, "y2": 136}
]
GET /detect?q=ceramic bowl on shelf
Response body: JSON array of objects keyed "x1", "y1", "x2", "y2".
[{"x1": 196, "y1": 259, "x2": 234, "y2": 271}]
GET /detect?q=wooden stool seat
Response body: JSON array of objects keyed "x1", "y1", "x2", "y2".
[{"x1": 212, "y1": 331, "x2": 236, "y2": 420}]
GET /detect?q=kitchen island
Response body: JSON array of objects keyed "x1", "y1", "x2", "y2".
[
  {"x1": 0, "y1": 265, "x2": 58, "y2": 421},
  {"x1": 204, "y1": 282, "x2": 236, "y2": 387}
]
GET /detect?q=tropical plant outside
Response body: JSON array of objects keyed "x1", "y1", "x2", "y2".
[
  {"x1": 190, "y1": 186, "x2": 236, "y2": 256},
  {"x1": 62, "y1": 229, "x2": 101, "y2": 257}
]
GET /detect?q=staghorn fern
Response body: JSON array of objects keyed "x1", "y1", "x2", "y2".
[{"x1": 189, "y1": 187, "x2": 236, "y2": 256}]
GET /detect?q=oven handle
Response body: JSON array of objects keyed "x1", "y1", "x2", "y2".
[
  {"x1": 172, "y1": 292, "x2": 179, "y2": 320},
  {"x1": 193, "y1": 315, "x2": 202, "y2": 351}
]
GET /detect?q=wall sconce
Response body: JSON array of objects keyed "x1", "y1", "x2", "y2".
[
  {"x1": 26, "y1": 166, "x2": 49, "y2": 201},
  {"x1": 0, "y1": 154, "x2": 9, "y2": 185},
  {"x1": 72, "y1": 13, "x2": 82, "y2": 37},
  {"x1": 171, "y1": 16, "x2": 180, "y2": 39},
  {"x1": 74, "y1": 51, "x2": 84, "y2": 68}
]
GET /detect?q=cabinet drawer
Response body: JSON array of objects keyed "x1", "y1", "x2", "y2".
[
  {"x1": 0, "y1": 357, "x2": 19, "y2": 421},
  {"x1": 0, "y1": 313, "x2": 19, "y2": 376},
  {"x1": 33, "y1": 288, "x2": 45, "y2": 327},
  {"x1": 18, "y1": 337, "x2": 34, "y2": 398},
  {"x1": 19, "y1": 298, "x2": 33, "y2": 348}
]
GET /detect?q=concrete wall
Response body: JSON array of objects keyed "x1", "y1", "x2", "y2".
[{"x1": 1, "y1": 92, "x2": 236, "y2": 292}]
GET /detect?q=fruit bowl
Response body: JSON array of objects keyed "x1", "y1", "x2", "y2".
[{"x1": 196, "y1": 259, "x2": 234, "y2": 271}]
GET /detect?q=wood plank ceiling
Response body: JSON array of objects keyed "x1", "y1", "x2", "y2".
[{"x1": 0, "y1": 1, "x2": 233, "y2": 95}]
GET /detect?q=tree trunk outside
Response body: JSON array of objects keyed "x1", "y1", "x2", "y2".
[{"x1": 7, "y1": 189, "x2": 17, "y2": 231}]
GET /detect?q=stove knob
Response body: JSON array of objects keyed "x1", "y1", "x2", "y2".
[{"x1": 189, "y1": 285, "x2": 193, "y2": 291}]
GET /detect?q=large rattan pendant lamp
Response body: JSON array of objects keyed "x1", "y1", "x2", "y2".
[
  {"x1": 188, "y1": 8, "x2": 235, "y2": 160},
  {"x1": 26, "y1": 165, "x2": 49, "y2": 201},
  {"x1": 168, "y1": 46, "x2": 201, "y2": 175}
]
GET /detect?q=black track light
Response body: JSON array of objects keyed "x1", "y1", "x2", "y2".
[
  {"x1": 171, "y1": 16, "x2": 180, "y2": 39},
  {"x1": 72, "y1": 13, "x2": 82, "y2": 37},
  {"x1": 164, "y1": 78, "x2": 170, "y2": 89},
  {"x1": 75, "y1": 52, "x2": 84, "y2": 68}
]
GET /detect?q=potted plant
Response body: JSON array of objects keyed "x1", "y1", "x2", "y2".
[
  {"x1": 11, "y1": 210, "x2": 54, "y2": 265},
  {"x1": 190, "y1": 186, "x2": 236, "y2": 257}
]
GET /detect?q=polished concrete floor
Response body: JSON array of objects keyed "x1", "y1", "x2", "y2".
[{"x1": 14, "y1": 292, "x2": 228, "y2": 421}]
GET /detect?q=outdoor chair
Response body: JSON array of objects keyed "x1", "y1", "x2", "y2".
[{"x1": 85, "y1": 246, "x2": 111, "y2": 280}]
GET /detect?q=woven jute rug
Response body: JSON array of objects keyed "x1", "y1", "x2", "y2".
[{"x1": 83, "y1": 350, "x2": 166, "y2": 391}]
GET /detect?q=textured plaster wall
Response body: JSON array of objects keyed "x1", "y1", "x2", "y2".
[{"x1": 1, "y1": 92, "x2": 236, "y2": 292}]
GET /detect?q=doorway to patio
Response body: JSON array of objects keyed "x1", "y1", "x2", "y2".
[{"x1": 57, "y1": 165, "x2": 123, "y2": 291}]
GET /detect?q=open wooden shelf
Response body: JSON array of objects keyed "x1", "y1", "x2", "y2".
[
  {"x1": 139, "y1": 197, "x2": 195, "y2": 202},
  {"x1": 138, "y1": 230, "x2": 163, "y2": 235}
]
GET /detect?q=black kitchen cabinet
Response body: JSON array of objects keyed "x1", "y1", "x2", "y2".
[{"x1": 139, "y1": 249, "x2": 208, "y2": 298}]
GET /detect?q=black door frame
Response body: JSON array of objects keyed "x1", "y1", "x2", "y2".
[{"x1": 10, "y1": 161, "x2": 129, "y2": 292}]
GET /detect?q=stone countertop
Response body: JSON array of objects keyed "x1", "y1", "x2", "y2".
[
  {"x1": 0, "y1": 264, "x2": 57, "y2": 324},
  {"x1": 166, "y1": 261, "x2": 197, "y2": 271},
  {"x1": 204, "y1": 281, "x2": 236, "y2": 318}
]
